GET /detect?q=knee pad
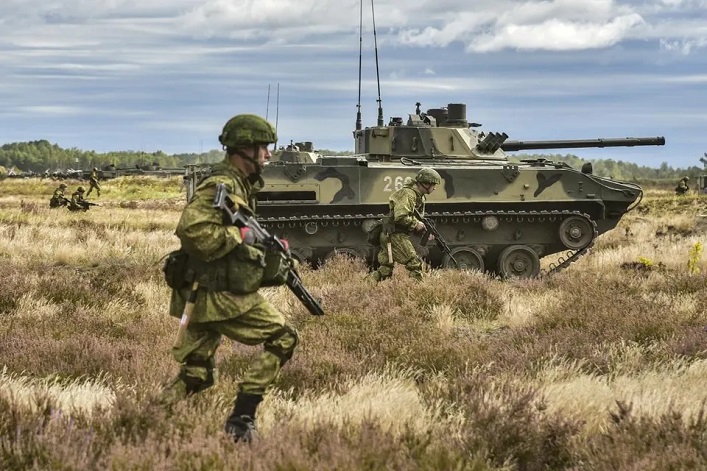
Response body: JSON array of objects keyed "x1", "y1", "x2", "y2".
[
  {"x1": 180, "y1": 355, "x2": 216, "y2": 394},
  {"x1": 404, "y1": 257, "x2": 422, "y2": 271},
  {"x1": 378, "y1": 264, "x2": 394, "y2": 278},
  {"x1": 264, "y1": 324, "x2": 299, "y2": 365}
]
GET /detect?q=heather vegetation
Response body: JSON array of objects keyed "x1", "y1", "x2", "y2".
[{"x1": 1, "y1": 177, "x2": 707, "y2": 470}]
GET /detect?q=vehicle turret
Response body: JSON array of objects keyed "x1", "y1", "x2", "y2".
[{"x1": 354, "y1": 102, "x2": 664, "y2": 161}]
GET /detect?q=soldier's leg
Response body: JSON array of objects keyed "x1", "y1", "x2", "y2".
[
  {"x1": 366, "y1": 234, "x2": 395, "y2": 282},
  {"x1": 96, "y1": 181, "x2": 101, "y2": 197},
  {"x1": 214, "y1": 299, "x2": 298, "y2": 441},
  {"x1": 391, "y1": 233, "x2": 423, "y2": 281},
  {"x1": 160, "y1": 324, "x2": 221, "y2": 404},
  {"x1": 85, "y1": 186, "x2": 92, "y2": 196}
]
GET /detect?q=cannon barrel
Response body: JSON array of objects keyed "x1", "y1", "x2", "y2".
[{"x1": 501, "y1": 136, "x2": 665, "y2": 152}]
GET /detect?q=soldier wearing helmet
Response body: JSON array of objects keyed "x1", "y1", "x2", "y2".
[
  {"x1": 367, "y1": 167, "x2": 443, "y2": 282},
  {"x1": 86, "y1": 167, "x2": 101, "y2": 197},
  {"x1": 68, "y1": 186, "x2": 88, "y2": 211},
  {"x1": 160, "y1": 114, "x2": 297, "y2": 444},
  {"x1": 675, "y1": 176, "x2": 690, "y2": 196},
  {"x1": 49, "y1": 182, "x2": 70, "y2": 208}
]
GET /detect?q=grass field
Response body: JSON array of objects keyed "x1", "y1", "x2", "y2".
[{"x1": 1, "y1": 177, "x2": 707, "y2": 470}]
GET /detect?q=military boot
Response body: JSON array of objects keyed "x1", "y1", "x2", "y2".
[{"x1": 224, "y1": 392, "x2": 263, "y2": 443}]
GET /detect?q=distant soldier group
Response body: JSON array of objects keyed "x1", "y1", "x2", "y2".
[{"x1": 49, "y1": 183, "x2": 98, "y2": 211}]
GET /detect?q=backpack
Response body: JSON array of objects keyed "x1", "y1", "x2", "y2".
[{"x1": 366, "y1": 219, "x2": 384, "y2": 246}]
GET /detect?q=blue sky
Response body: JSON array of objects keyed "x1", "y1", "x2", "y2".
[{"x1": 1, "y1": 0, "x2": 705, "y2": 167}]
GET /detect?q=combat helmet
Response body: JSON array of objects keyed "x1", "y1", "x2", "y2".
[
  {"x1": 219, "y1": 114, "x2": 277, "y2": 148},
  {"x1": 683, "y1": 176, "x2": 690, "y2": 181},
  {"x1": 77, "y1": 186, "x2": 85, "y2": 193},
  {"x1": 59, "y1": 183, "x2": 67, "y2": 189},
  {"x1": 415, "y1": 167, "x2": 442, "y2": 185}
]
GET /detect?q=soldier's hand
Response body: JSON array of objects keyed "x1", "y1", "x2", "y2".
[
  {"x1": 414, "y1": 221, "x2": 425, "y2": 232},
  {"x1": 238, "y1": 241, "x2": 266, "y2": 264},
  {"x1": 427, "y1": 234, "x2": 435, "y2": 241}
]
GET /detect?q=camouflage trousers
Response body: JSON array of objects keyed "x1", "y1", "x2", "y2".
[
  {"x1": 368, "y1": 232, "x2": 423, "y2": 282},
  {"x1": 86, "y1": 180, "x2": 101, "y2": 197},
  {"x1": 161, "y1": 299, "x2": 298, "y2": 403}
]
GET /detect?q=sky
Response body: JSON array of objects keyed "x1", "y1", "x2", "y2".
[{"x1": 1, "y1": 0, "x2": 706, "y2": 168}]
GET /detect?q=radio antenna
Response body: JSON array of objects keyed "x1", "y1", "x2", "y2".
[
  {"x1": 265, "y1": 84, "x2": 271, "y2": 120},
  {"x1": 274, "y1": 83, "x2": 280, "y2": 149},
  {"x1": 371, "y1": 0, "x2": 383, "y2": 127},
  {"x1": 355, "y1": 0, "x2": 363, "y2": 131}
]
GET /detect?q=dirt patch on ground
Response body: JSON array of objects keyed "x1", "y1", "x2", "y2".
[{"x1": 655, "y1": 225, "x2": 695, "y2": 238}]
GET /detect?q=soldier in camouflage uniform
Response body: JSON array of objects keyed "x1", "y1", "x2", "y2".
[
  {"x1": 160, "y1": 114, "x2": 298, "y2": 443},
  {"x1": 49, "y1": 183, "x2": 69, "y2": 208},
  {"x1": 86, "y1": 167, "x2": 101, "y2": 197},
  {"x1": 68, "y1": 186, "x2": 88, "y2": 211},
  {"x1": 675, "y1": 176, "x2": 689, "y2": 196},
  {"x1": 367, "y1": 167, "x2": 442, "y2": 282}
]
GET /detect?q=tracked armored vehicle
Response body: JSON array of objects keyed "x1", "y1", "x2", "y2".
[
  {"x1": 256, "y1": 102, "x2": 664, "y2": 278},
  {"x1": 271, "y1": 141, "x2": 321, "y2": 164}
]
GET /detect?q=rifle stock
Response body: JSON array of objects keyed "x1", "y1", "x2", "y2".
[
  {"x1": 213, "y1": 183, "x2": 324, "y2": 316},
  {"x1": 413, "y1": 209, "x2": 459, "y2": 268}
]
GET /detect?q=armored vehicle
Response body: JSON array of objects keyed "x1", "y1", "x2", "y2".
[
  {"x1": 271, "y1": 141, "x2": 321, "y2": 164},
  {"x1": 255, "y1": 102, "x2": 664, "y2": 278}
]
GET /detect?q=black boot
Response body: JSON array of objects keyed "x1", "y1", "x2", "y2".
[{"x1": 224, "y1": 393, "x2": 263, "y2": 443}]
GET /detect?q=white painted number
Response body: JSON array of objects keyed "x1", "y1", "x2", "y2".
[{"x1": 383, "y1": 176, "x2": 406, "y2": 192}]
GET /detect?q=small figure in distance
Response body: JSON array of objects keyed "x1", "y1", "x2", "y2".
[
  {"x1": 366, "y1": 167, "x2": 442, "y2": 282},
  {"x1": 675, "y1": 176, "x2": 690, "y2": 196},
  {"x1": 49, "y1": 183, "x2": 70, "y2": 208},
  {"x1": 159, "y1": 114, "x2": 298, "y2": 444},
  {"x1": 68, "y1": 186, "x2": 88, "y2": 211},
  {"x1": 86, "y1": 167, "x2": 101, "y2": 197}
]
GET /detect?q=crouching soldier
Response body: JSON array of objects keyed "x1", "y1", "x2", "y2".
[
  {"x1": 68, "y1": 186, "x2": 88, "y2": 211},
  {"x1": 367, "y1": 167, "x2": 442, "y2": 282},
  {"x1": 49, "y1": 183, "x2": 69, "y2": 208},
  {"x1": 160, "y1": 114, "x2": 298, "y2": 443},
  {"x1": 675, "y1": 176, "x2": 690, "y2": 196}
]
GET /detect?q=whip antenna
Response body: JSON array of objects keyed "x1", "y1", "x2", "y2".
[
  {"x1": 355, "y1": 0, "x2": 363, "y2": 131},
  {"x1": 265, "y1": 84, "x2": 271, "y2": 120},
  {"x1": 371, "y1": 0, "x2": 383, "y2": 127},
  {"x1": 274, "y1": 83, "x2": 280, "y2": 149}
]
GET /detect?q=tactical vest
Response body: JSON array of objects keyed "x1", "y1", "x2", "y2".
[
  {"x1": 385, "y1": 186, "x2": 426, "y2": 234},
  {"x1": 163, "y1": 166, "x2": 288, "y2": 294}
]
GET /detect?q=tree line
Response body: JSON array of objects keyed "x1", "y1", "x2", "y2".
[{"x1": 0, "y1": 139, "x2": 702, "y2": 184}]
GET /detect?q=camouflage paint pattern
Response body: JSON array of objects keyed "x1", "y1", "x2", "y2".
[{"x1": 241, "y1": 103, "x2": 664, "y2": 277}]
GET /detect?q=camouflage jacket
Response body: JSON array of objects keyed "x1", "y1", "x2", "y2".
[
  {"x1": 51, "y1": 188, "x2": 65, "y2": 200},
  {"x1": 169, "y1": 157, "x2": 266, "y2": 322},
  {"x1": 70, "y1": 191, "x2": 84, "y2": 208},
  {"x1": 90, "y1": 169, "x2": 98, "y2": 182},
  {"x1": 387, "y1": 183, "x2": 425, "y2": 233}
]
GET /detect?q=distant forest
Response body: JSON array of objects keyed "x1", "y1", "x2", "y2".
[{"x1": 0, "y1": 139, "x2": 703, "y2": 184}]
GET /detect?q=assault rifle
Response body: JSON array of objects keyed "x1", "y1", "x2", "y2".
[
  {"x1": 213, "y1": 183, "x2": 325, "y2": 316},
  {"x1": 414, "y1": 208, "x2": 459, "y2": 268}
]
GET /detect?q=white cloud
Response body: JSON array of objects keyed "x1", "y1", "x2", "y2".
[
  {"x1": 0, "y1": 0, "x2": 704, "y2": 166},
  {"x1": 660, "y1": 38, "x2": 707, "y2": 55},
  {"x1": 471, "y1": 14, "x2": 645, "y2": 51},
  {"x1": 16, "y1": 105, "x2": 84, "y2": 116}
]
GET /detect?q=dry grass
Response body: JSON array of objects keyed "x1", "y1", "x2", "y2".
[{"x1": 1, "y1": 181, "x2": 707, "y2": 469}]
